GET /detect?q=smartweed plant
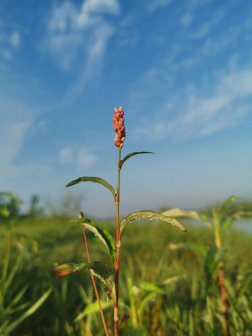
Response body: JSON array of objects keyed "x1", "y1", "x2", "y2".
[{"x1": 55, "y1": 107, "x2": 186, "y2": 335}]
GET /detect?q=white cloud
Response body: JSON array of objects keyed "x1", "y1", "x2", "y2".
[
  {"x1": 77, "y1": 147, "x2": 97, "y2": 169},
  {"x1": 59, "y1": 146, "x2": 97, "y2": 169},
  {"x1": 59, "y1": 147, "x2": 74, "y2": 164},
  {"x1": 165, "y1": 10, "x2": 252, "y2": 73},
  {"x1": 43, "y1": 0, "x2": 120, "y2": 72},
  {"x1": 146, "y1": 0, "x2": 173, "y2": 13},
  {"x1": 78, "y1": 0, "x2": 119, "y2": 25},
  {"x1": 120, "y1": 12, "x2": 137, "y2": 28},
  {"x1": 134, "y1": 68, "x2": 252, "y2": 140},
  {"x1": 0, "y1": 49, "x2": 12, "y2": 60},
  {"x1": 180, "y1": 0, "x2": 213, "y2": 28},
  {"x1": 0, "y1": 92, "x2": 53, "y2": 198},
  {"x1": 190, "y1": 9, "x2": 225, "y2": 39},
  {"x1": 9, "y1": 31, "x2": 21, "y2": 48},
  {"x1": 181, "y1": 12, "x2": 193, "y2": 27},
  {"x1": 0, "y1": 28, "x2": 21, "y2": 60}
]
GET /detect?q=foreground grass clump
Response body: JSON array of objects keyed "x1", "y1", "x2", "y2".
[{"x1": 1, "y1": 217, "x2": 252, "y2": 335}]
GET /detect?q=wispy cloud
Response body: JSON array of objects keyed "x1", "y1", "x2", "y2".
[
  {"x1": 59, "y1": 147, "x2": 74, "y2": 165},
  {"x1": 180, "y1": 12, "x2": 193, "y2": 28},
  {"x1": 0, "y1": 27, "x2": 21, "y2": 60},
  {"x1": 43, "y1": 0, "x2": 120, "y2": 71},
  {"x1": 77, "y1": 147, "x2": 97, "y2": 169},
  {"x1": 180, "y1": 0, "x2": 213, "y2": 28},
  {"x1": 146, "y1": 0, "x2": 173, "y2": 13},
  {"x1": 59, "y1": 146, "x2": 97, "y2": 169},
  {"x1": 0, "y1": 92, "x2": 52, "y2": 194},
  {"x1": 190, "y1": 9, "x2": 225, "y2": 39},
  {"x1": 134, "y1": 68, "x2": 252, "y2": 140},
  {"x1": 165, "y1": 9, "x2": 252, "y2": 73}
]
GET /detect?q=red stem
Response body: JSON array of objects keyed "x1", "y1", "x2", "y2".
[
  {"x1": 114, "y1": 150, "x2": 122, "y2": 336},
  {"x1": 82, "y1": 227, "x2": 110, "y2": 336}
]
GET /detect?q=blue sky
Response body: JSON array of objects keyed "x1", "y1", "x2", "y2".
[{"x1": 1, "y1": 0, "x2": 252, "y2": 217}]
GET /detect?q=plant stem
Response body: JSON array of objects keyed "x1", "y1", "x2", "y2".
[
  {"x1": 217, "y1": 261, "x2": 229, "y2": 336},
  {"x1": 82, "y1": 227, "x2": 110, "y2": 336},
  {"x1": 213, "y1": 212, "x2": 229, "y2": 336},
  {"x1": 114, "y1": 149, "x2": 122, "y2": 336}
]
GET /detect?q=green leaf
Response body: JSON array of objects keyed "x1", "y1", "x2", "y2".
[
  {"x1": 3, "y1": 255, "x2": 23, "y2": 294},
  {"x1": 4, "y1": 288, "x2": 52, "y2": 333},
  {"x1": 0, "y1": 207, "x2": 9, "y2": 217},
  {"x1": 204, "y1": 247, "x2": 223, "y2": 292},
  {"x1": 54, "y1": 263, "x2": 86, "y2": 276},
  {"x1": 77, "y1": 218, "x2": 116, "y2": 265},
  {"x1": 198, "y1": 213, "x2": 212, "y2": 228},
  {"x1": 120, "y1": 210, "x2": 186, "y2": 234},
  {"x1": 222, "y1": 195, "x2": 238, "y2": 207},
  {"x1": 184, "y1": 243, "x2": 207, "y2": 257},
  {"x1": 120, "y1": 152, "x2": 154, "y2": 168},
  {"x1": 219, "y1": 196, "x2": 239, "y2": 216},
  {"x1": 88, "y1": 261, "x2": 114, "y2": 289},
  {"x1": 66, "y1": 176, "x2": 115, "y2": 197},
  {"x1": 162, "y1": 208, "x2": 201, "y2": 220},
  {"x1": 140, "y1": 282, "x2": 165, "y2": 294},
  {"x1": 161, "y1": 274, "x2": 185, "y2": 286},
  {"x1": 139, "y1": 292, "x2": 158, "y2": 317},
  {"x1": 220, "y1": 217, "x2": 233, "y2": 230},
  {"x1": 6, "y1": 286, "x2": 28, "y2": 310},
  {"x1": 75, "y1": 300, "x2": 113, "y2": 321},
  {"x1": 54, "y1": 261, "x2": 113, "y2": 289}
]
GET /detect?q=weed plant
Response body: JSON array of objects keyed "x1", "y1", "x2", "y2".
[{"x1": 55, "y1": 107, "x2": 186, "y2": 335}]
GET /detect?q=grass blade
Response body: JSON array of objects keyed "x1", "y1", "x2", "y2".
[{"x1": 4, "y1": 288, "x2": 52, "y2": 333}]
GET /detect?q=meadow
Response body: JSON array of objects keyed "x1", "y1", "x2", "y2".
[
  {"x1": 1, "y1": 212, "x2": 252, "y2": 335},
  {"x1": 1, "y1": 110, "x2": 252, "y2": 335}
]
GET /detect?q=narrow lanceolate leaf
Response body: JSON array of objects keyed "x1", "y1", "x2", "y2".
[
  {"x1": 162, "y1": 208, "x2": 201, "y2": 220},
  {"x1": 4, "y1": 288, "x2": 52, "y2": 333},
  {"x1": 78, "y1": 218, "x2": 116, "y2": 265},
  {"x1": 219, "y1": 195, "x2": 239, "y2": 215},
  {"x1": 222, "y1": 195, "x2": 238, "y2": 207},
  {"x1": 162, "y1": 208, "x2": 213, "y2": 228},
  {"x1": 75, "y1": 300, "x2": 113, "y2": 321},
  {"x1": 120, "y1": 210, "x2": 186, "y2": 234},
  {"x1": 140, "y1": 282, "x2": 166, "y2": 294},
  {"x1": 54, "y1": 261, "x2": 113, "y2": 289},
  {"x1": 66, "y1": 176, "x2": 115, "y2": 197},
  {"x1": 120, "y1": 151, "x2": 154, "y2": 168},
  {"x1": 89, "y1": 261, "x2": 114, "y2": 289}
]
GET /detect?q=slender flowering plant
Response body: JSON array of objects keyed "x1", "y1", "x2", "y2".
[{"x1": 55, "y1": 106, "x2": 186, "y2": 336}]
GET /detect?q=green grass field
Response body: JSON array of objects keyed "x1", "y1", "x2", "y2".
[{"x1": 1, "y1": 216, "x2": 252, "y2": 335}]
